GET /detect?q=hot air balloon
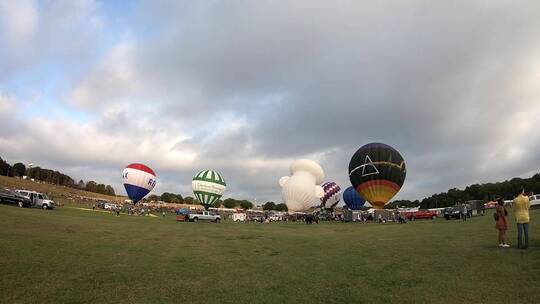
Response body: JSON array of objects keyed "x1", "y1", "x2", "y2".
[
  {"x1": 320, "y1": 182, "x2": 341, "y2": 209},
  {"x1": 279, "y1": 159, "x2": 325, "y2": 212},
  {"x1": 348, "y1": 143, "x2": 406, "y2": 209},
  {"x1": 122, "y1": 163, "x2": 156, "y2": 204},
  {"x1": 192, "y1": 170, "x2": 226, "y2": 208},
  {"x1": 342, "y1": 186, "x2": 366, "y2": 210}
]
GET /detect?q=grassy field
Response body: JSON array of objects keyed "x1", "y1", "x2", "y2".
[{"x1": 1, "y1": 204, "x2": 539, "y2": 303}]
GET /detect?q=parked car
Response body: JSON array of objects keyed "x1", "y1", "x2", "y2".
[
  {"x1": 96, "y1": 200, "x2": 109, "y2": 208},
  {"x1": 528, "y1": 194, "x2": 540, "y2": 209},
  {"x1": 232, "y1": 213, "x2": 246, "y2": 222},
  {"x1": 268, "y1": 215, "x2": 282, "y2": 221},
  {"x1": 443, "y1": 207, "x2": 462, "y2": 220},
  {"x1": 249, "y1": 215, "x2": 265, "y2": 222},
  {"x1": 0, "y1": 189, "x2": 32, "y2": 207},
  {"x1": 404, "y1": 210, "x2": 438, "y2": 220},
  {"x1": 15, "y1": 190, "x2": 56, "y2": 209},
  {"x1": 104, "y1": 203, "x2": 119, "y2": 210},
  {"x1": 188, "y1": 211, "x2": 221, "y2": 222}
]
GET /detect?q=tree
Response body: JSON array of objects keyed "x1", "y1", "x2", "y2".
[
  {"x1": 275, "y1": 203, "x2": 288, "y2": 212},
  {"x1": 184, "y1": 196, "x2": 195, "y2": 204},
  {"x1": 85, "y1": 181, "x2": 97, "y2": 193},
  {"x1": 27, "y1": 167, "x2": 40, "y2": 179},
  {"x1": 239, "y1": 200, "x2": 254, "y2": 210},
  {"x1": 96, "y1": 184, "x2": 106, "y2": 194},
  {"x1": 223, "y1": 198, "x2": 238, "y2": 209},
  {"x1": 148, "y1": 194, "x2": 161, "y2": 202},
  {"x1": 105, "y1": 185, "x2": 116, "y2": 196},
  {"x1": 77, "y1": 180, "x2": 85, "y2": 189},
  {"x1": 212, "y1": 199, "x2": 223, "y2": 208},
  {"x1": 0, "y1": 157, "x2": 12, "y2": 176},
  {"x1": 12, "y1": 163, "x2": 26, "y2": 177},
  {"x1": 263, "y1": 201, "x2": 276, "y2": 211},
  {"x1": 386, "y1": 200, "x2": 419, "y2": 209},
  {"x1": 161, "y1": 192, "x2": 174, "y2": 202},
  {"x1": 161, "y1": 192, "x2": 183, "y2": 203}
]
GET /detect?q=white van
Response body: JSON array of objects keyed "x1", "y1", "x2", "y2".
[
  {"x1": 528, "y1": 194, "x2": 540, "y2": 208},
  {"x1": 104, "y1": 203, "x2": 119, "y2": 210},
  {"x1": 232, "y1": 213, "x2": 246, "y2": 222},
  {"x1": 15, "y1": 190, "x2": 56, "y2": 210}
]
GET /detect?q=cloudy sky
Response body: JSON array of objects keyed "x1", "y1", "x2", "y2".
[{"x1": 1, "y1": 0, "x2": 540, "y2": 204}]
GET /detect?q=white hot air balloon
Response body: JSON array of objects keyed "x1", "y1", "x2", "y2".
[{"x1": 279, "y1": 159, "x2": 325, "y2": 212}]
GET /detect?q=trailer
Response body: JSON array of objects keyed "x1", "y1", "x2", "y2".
[
  {"x1": 343, "y1": 209, "x2": 363, "y2": 222},
  {"x1": 465, "y1": 200, "x2": 485, "y2": 216}
]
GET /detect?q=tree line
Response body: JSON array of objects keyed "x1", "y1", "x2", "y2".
[
  {"x1": 262, "y1": 201, "x2": 288, "y2": 211},
  {"x1": 82, "y1": 180, "x2": 116, "y2": 196},
  {"x1": 147, "y1": 193, "x2": 257, "y2": 210},
  {"x1": 145, "y1": 193, "x2": 290, "y2": 211},
  {"x1": 386, "y1": 173, "x2": 540, "y2": 209},
  {"x1": 0, "y1": 156, "x2": 115, "y2": 196}
]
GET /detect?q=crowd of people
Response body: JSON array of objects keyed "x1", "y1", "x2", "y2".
[
  {"x1": 88, "y1": 188, "x2": 533, "y2": 250},
  {"x1": 92, "y1": 202, "x2": 172, "y2": 217}
]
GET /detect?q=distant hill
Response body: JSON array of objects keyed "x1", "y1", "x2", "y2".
[
  {"x1": 0, "y1": 175, "x2": 125, "y2": 207},
  {"x1": 0, "y1": 156, "x2": 116, "y2": 196}
]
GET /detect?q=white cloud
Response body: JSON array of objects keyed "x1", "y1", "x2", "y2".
[
  {"x1": 69, "y1": 41, "x2": 140, "y2": 107},
  {"x1": 2, "y1": 1, "x2": 540, "y2": 203},
  {"x1": 0, "y1": 0, "x2": 105, "y2": 83},
  {"x1": 0, "y1": 0, "x2": 38, "y2": 48},
  {"x1": 0, "y1": 92, "x2": 17, "y2": 119}
]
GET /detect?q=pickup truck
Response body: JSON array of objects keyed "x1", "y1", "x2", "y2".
[
  {"x1": 15, "y1": 190, "x2": 56, "y2": 210},
  {"x1": 0, "y1": 189, "x2": 32, "y2": 208},
  {"x1": 188, "y1": 211, "x2": 221, "y2": 222},
  {"x1": 405, "y1": 210, "x2": 438, "y2": 220}
]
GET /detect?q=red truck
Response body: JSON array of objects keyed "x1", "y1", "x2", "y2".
[{"x1": 404, "y1": 210, "x2": 438, "y2": 221}]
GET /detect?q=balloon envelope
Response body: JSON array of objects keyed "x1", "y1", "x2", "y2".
[
  {"x1": 192, "y1": 170, "x2": 226, "y2": 207},
  {"x1": 280, "y1": 159, "x2": 325, "y2": 212},
  {"x1": 320, "y1": 182, "x2": 341, "y2": 209},
  {"x1": 348, "y1": 143, "x2": 406, "y2": 209},
  {"x1": 343, "y1": 186, "x2": 366, "y2": 210},
  {"x1": 122, "y1": 163, "x2": 156, "y2": 203}
]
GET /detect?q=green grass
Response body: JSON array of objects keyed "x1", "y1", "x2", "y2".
[{"x1": 1, "y1": 205, "x2": 539, "y2": 304}]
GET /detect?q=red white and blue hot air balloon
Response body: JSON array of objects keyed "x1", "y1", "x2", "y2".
[{"x1": 122, "y1": 163, "x2": 156, "y2": 203}]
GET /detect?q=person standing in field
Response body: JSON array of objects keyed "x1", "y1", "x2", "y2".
[
  {"x1": 495, "y1": 198, "x2": 509, "y2": 247},
  {"x1": 513, "y1": 190, "x2": 531, "y2": 249}
]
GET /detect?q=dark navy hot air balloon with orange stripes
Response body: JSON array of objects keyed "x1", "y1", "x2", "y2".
[{"x1": 348, "y1": 143, "x2": 406, "y2": 209}]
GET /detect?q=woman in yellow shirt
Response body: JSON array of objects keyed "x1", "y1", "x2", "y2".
[{"x1": 513, "y1": 191, "x2": 531, "y2": 249}]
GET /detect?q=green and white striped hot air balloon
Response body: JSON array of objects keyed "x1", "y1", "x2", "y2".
[{"x1": 192, "y1": 170, "x2": 226, "y2": 208}]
